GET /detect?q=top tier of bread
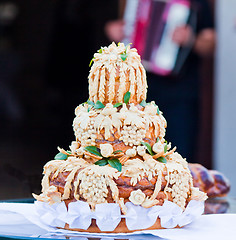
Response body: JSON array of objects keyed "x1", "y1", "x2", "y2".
[
  {"x1": 73, "y1": 42, "x2": 166, "y2": 149},
  {"x1": 88, "y1": 42, "x2": 147, "y2": 104}
]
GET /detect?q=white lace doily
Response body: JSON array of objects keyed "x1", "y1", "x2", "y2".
[{"x1": 34, "y1": 200, "x2": 204, "y2": 231}]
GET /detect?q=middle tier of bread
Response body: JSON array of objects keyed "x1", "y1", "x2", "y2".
[{"x1": 71, "y1": 102, "x2": 167, "y2": 157}]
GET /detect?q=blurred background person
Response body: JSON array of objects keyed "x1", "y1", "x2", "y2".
[{"x1": 105, "y1": 0, "x2": 215, "y2": 163}]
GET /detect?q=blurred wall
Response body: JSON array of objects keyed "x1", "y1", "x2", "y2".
[
  {"x1": 214, "y1": 0, "x2": 236, "y2": 196},
  {"x1": 0, "y1": 0, "x2": 118, "y2": 199}
]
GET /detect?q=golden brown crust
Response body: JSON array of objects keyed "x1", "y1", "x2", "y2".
[
  {"x1": 61, "y1": 218, "x2": 181, "y2": 233},
  {"x1": 49, "y1": 170, "x2": 173, "y2": 205},
  {"x1": 95, "y1": 124, "x2": 158, "y2": 152},
  {"x1": 88, "y1": 42, "x2": 148, "y2": 105},
  {"x1": 73, "y1": 101, "x2": 167, "y2": 149},
  {"x1": 34, "y1": 155, "x2": 196, "y2": 210}
]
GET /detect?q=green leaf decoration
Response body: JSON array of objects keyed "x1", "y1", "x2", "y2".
[
  {"x1": 89, "y1": 57, "x2": 95, "y2": 67},
  {"x1": 157, "y1": 106, "x2": 160, "y2": 115},
  {"x1": 66, "y1": 150, "x2": 72, "y2": 154},
  {"x1": 95, "y1": 159, "x2": 108, "y2": 166},
  {"x1": 120, "y1": 53, "x2": 128, "y2": 61},
  {"x1": 157, "y1": 157, "x2": 167, "y2": 163},
  {"x1": 54, "y1": 152, "x2": 68, "y2": 160},
  {"x1": 113, "y1": 103, "x2": 122, "y2": 108},
  {"x1": 87, "y1": 100, "x2": 95, "y2": 106},
  {"x1": 120, "y1": 43, "x2": 132, "y2": 61},
  {"x1": 141, "y1": 142, "x2": 154, "y2": 156},
  {"x1": 113, "y1": 150, "x2": 123, "y2": 154},
  {"x1": 124, "y1": 43, "x2": 132, "y2": 53},
  {"x1": 156, "y1": 137, "x2": 159, "y2": 143},
  {"x1": 124, "y1": 91, "x2": 131, "y2": 104},
  {"x1": 108, "y1": 159, "x2": 122, "y2": 172},
  {"x1": 94, "y1": 100, "x2": 105, "y2": 109},
  {"x1": 98, "y1": 48, "x2": 103, "y2": 54},
  {"x1": 126, "y1": 43, "x2": 132, "y2": 50},
  {"x1": 88, "y1": 105, "x2": 93, "y2": 112},
  {"x1": 140, "y1": 100, "x2": 147, "y2": 107},
  {"x1": 164, "y1": 143, "x2": 168, "y2": 153},
  {"x1": 84, "y1": 146, "x2": 102, "y2": 157}
]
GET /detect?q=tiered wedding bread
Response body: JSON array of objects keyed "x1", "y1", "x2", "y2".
[{"x1": 33, "y1": 43, "x2": 207, "y2": 233}]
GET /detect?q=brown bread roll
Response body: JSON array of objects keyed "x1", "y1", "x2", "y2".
[{"x1": 188, "y1": 163, "x2": 230, "y2": 198}]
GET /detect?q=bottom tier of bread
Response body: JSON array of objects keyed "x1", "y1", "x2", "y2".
[{"x1": 60, "y1": 218, "x2": 180, "y2": 233}]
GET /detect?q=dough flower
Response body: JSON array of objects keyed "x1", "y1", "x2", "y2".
[
  {"x1": 137, "y1": 146, "x2": 146, "y2": 156},
  {"x1": 129, "y1": 189, "x2": 146, "y2": 205},
  {"x1": 125, "y1": 148, "x2": 137, "y2": 157},
  {"x1": 152, "y1": 141, "x2": 164, "y2": 154},
  {"x1": 100, "y1": 143, "x2": 113, "y2": 158}
]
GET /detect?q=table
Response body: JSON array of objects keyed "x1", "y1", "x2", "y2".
[{"x1": 0, "y1": 197, "x2": 235, "y2": 240}]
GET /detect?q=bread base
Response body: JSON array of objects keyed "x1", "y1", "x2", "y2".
[{"x1": 61, "y1": 218, "x2": 181, "y2": 233}]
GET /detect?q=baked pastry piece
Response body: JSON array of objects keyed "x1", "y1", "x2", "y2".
[
  {"x1": 204, "y1": 198, "x2": 229, "y2": 214},
  {"x1": 188, "y1": 163, "x2": 230, "y2": 198},
  {"x1": 33, "y1": 43, "x2": 207, "y2": 233}
]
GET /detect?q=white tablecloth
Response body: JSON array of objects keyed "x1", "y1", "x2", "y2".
[{"x1": 0, "y1": 202, "x2": 235, "y2": 240}]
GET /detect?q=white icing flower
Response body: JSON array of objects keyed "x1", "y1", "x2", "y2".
[
  {"x1": 129, "y1": 189, "x2": 146, "y2": 205},
  {"x1": 137, "y1": 146, "x2": 146, "y2": 156},
  {"x1": 100, "y1": 143, "x2": 113, "y2": 158},
  {"x1": 152, "y1": 141, "x2": 164, "y2": 154},
  {"x1": 125, "y1": 148, "x2": 137, "y2": 157}
]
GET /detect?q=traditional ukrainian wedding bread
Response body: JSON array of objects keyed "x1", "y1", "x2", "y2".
[{"x1": 33, "y1": 42, "x2": 207, "y2": 233}]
